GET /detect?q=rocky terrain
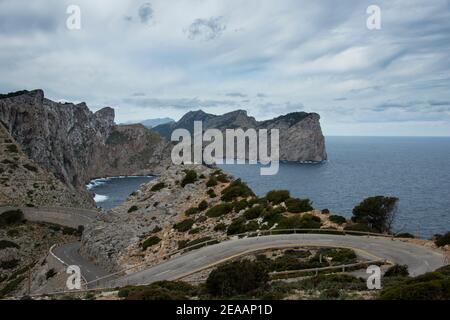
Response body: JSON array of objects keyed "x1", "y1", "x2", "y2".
[
  {"x1": 0, "y1": 123, "x2": 92, "y2": 208},
  {"x1": 154, "y1": 109, "x2": 327, "y2": 162},
  {"x1": 80, "y1": 165, "x2": 345, "y2": 273},
  {"x1": 0, "y1": 90, "x2": 171, "y2": 200}
]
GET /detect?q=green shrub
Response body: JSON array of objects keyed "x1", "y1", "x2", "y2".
[
  {"x1": 205, "y1": 203, "x2": 233, "y2": 218},
  {"x1": 0, "y1": 210, "x2": 24, "y2": 227},
  {"x1": 23, "y1": 163, "x2": 38, "y2": 172},
  {"x1": 151, "y1": 226, "x2": 162, "y2": 233},
  {"x1": 344, "y1": 223, "x2": 374, "y2": 233},
  {"x1": 128, "y1": 205, "x2": 138, "y2": 213},
  {"x1": 233, "y1": 199, "x2": 249, "y2": 213},
  {"x1": 123, "y1": 281, "x2": 196, "y2": 300},
  {"x1": 384, "y1": 264, "x2": 409, "y2": 277},
  {"x1": 206, "y1": 177, "x2": 218, "y2": 187},
  {"x1": 321, "y1": 209, "x2": 330, "y2": 214},
  {"x1": 277, "y1": 214, "x2": 321, "y2": 230},
  {"x1": 173, "y1": 219, "x2": 194, "y2": 232},
  {"x1": 317, "y1": 248, "x2": 357, "y2": 264},
  {"x1": 207, "y1": 189, "x2": 217, "y2": 198},
  {"x1": 435, "y1": 232, "x2": 450, "y2": 247},
  {"x1": 184, "y1": 207, "x2": 199, "y2": 216},
  {"x1": 243, "y1": 205, "x2": 264, "y2": 220},
  {"x1": 0, "y1": 275, "x2": 25, "y2": 298},
  {"x1": 1, "y1": 259, "x2": 19, "y2": 269},
  {"x1": 206, "y1": 260, "x2": 269, "y2": 297},
  {"x1": 0, "y1": 240, "x2": 20, "y2": 250},
  {"x1": 150, "y1": 182, "x2": 166, "y2": 192},
  {"x1": 46, "y1": 268, "x2": 57, "y2": 280},
  {"x1": 142, "y1": 236, "x2": 161, "y2": 251},
  {"x1": 6, "y1": 229, "x2": 19, "y2": 237},
  {"x1": 285, "y1": 198, "x2": 313, "y2": 213},
  {"x1": 395, "y1": 233, "x2": 415, "y2": 238},
  {"x1": 352, "y1": 196, "x2": 398, "y2": 233},
  {"x1": 221, "y1": 179, "x2": 254, "y2": 202},
  {"x1": 266, "y1": 190, "x2": 290, "y2": 205},
  {"x1": 6, "y1": 144, "x2": 18, "y2": 153},
  {"x1": 181, "y1": 170, "x2": 198, "y2": 187},
  {"x1": 216, "y1": 173, "x2": 229, "y2": 183},
  {"x1": 197, "y1": 200, "x2": 208, "y2": 212},
  {"x1": 196, "y1": 216, "x2": 207, "y2": 223},
  {"x1": 227, "y1": 217, "x2": 259, "y2": 235},
  {"x1": 329, "y1": 215, "x2": 347, "y2": 225},
  {"x1": 214, "y1": 223, "x2": 227, "y2": 232}
]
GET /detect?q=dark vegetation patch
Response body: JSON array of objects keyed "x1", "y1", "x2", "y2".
[
  {"x1": 181, "y1": 170, "x2": 198, "y2": 187},
  {"x1": 220, "y1": 179, "x2": 254, "y2": 202},
  {"x1": 205, "y1": 203, "x2": 233, "y2": 218},
  {"x1": 266, "y1": 190, "x2": 290, "y2": 205},
  {"x1": 285, "y1": 198, "x2": 313, "y2": 213},
  {"x1": 150, "y1": 182, "x2": 166, "y2": 192},
  {"x1": 0, "y1": 210, "x2": 24, "y2": 227},
  {"x1": 142, "y1": 236, "x2": 161, "y2": 251},
  {"x1": 173, "y1": 219, "x2": 194, "y2": 232},
  {"x1": 329, "y1": 215, "x2": 347, "y2": 225}
]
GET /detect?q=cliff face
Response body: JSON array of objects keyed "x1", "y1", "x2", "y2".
[
  {"x1": 0, "y1": 123, "x2": 93, "y2": 208},
  {"x1": 0, "y1": 90, "x2": 170, "y2": 195},
  {"x1": 154, "y1": 110, "x2": 327, "y2": 162}
]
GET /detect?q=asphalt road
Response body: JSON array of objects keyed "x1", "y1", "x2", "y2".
[
  {"x1": 53, "y1": 234, "x2": 445, "y2": 288},
  {"x1": 52, "y1": 242, "x2": 110, "y2": 283}
]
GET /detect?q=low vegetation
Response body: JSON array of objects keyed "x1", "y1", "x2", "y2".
[
  {"x1": 0, "y1": 210, "x2": 24, "y2": 227},
  {"x1": 329, "y1": 215, "x2": 347, "y2": 225},
  {"x1": 205, "y1": 203, "x2": 233, "y2": 218},
  {"x1": 220, "y1": 179, "x2": 254, "y2": 202},
  {"x1": 181, "y1": 170, "x2": 198, "y2": 187},
  {"x1": 173, "y1": 219, "x2": 195, "y2": 232},
  {"x1": 434, "y1": 232, "x2": 450, "y2": 247},
  {"x1": 142, "y1": 236, "x2": 161, "y2": 251},
  {"x1": 150, "y1": 182, "x2": 166, "y2": 192}
]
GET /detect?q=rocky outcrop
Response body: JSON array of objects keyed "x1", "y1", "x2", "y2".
[
  {"x1": 0, "y1": 123, "x2": 92, "y2": 208},
  {"x1": 154, "y1": 109, "x2": 327, "y2": 162},
  {"x1": 0, "y1": 90, "x2": 171, "y2": 198}
]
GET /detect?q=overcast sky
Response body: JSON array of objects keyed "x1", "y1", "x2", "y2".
[{"x1": 1, "y1": 0, "x2": 450, "y2": 136}]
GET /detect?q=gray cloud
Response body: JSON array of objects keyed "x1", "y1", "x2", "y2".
[
  {"x1": 186, "y1": 16, "x2": 226, "y2": 41},
  {"x1": 138, "y1": 3, "x2": 153, "y2": 24},
  {"x1": 122, "y1": 97, "x2": 238, "y2": 110},
  {"x1": 225, "y1": 92, "x2": 247, "y2": 98}
]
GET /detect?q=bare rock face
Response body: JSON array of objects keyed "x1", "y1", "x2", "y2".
[
  {"x1": 154, "y1": 109, "x2": 327, "y2": 162},
  {"x1": 0, "y1": 123, "x2": 92, "y2": 208},
  {"x1": 0, "y1": 90, "x2": 171, "y2": 200}
]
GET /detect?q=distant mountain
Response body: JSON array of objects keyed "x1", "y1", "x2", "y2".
[
  {"x1": 153, "y1": 109, "x2": 327, "y2": 162},
  {"x1": 124, "y1": 118, "x2": 175, "y2": 128}
]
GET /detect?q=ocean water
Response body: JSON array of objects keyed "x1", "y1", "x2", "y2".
[
  {"x1": 218, "y1": 136, "x2": 450, "y2": 239},
  {"x1": 85, "y1": 137, "x2": 450, "y2": 238},
  {"x1": 86, "y1": 176, "x2": 154, "y2": 210}
]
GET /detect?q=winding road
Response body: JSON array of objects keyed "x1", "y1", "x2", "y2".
[{"x1": 52, "y1": 234, "x2": 445, "y2": 289}]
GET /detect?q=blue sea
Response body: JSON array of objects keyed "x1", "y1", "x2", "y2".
[
  {"x1": 219, "y1": 137, "x2": 450, "y2": 239},
  {"x1": 87, "y1": 137, "x2": 450, "y2": 238},
  {"x1": 86, "y1": 176, "x2": 154, "y2": 210}
]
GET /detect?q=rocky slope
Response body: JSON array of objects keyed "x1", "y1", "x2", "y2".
[
  {"x1": 0, "y1": 123, "x2": 92, "y2": 208},
  {"x1": 0, "y1": 90, "x2": 171, "y2": 199},
  {"x1": 154, "y1": 110, "x2": 327, "y2": 162},
  {"x1": 80, "y1": 165, "x2": 343, "y2": 273}
]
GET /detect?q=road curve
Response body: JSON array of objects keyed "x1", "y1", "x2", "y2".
[{"x1": 53, "y1": 234, "x2": 445, "y2": 288}]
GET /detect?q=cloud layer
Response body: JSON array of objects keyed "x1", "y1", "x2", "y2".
[{"x1": 0, "y1": 0, "x2": 449, "y2": 136}]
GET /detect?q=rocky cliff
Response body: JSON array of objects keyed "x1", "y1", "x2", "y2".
[
  {"x1": 0, "y1": 123, "x2": 92, "y2": 208},
  {"x1": 0, "y1": 90, "x2": 171, "y2": 200},
  {"x1": 154, "y1": 110, "x2": 327, "y2": 162}
]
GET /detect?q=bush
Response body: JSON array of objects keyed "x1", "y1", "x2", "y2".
[
  {"x1": 435, "y1": 232, "x2": 450, "y2": 247},
  {"x1": 321, "y1": 209, "x2": 330, "y2": 214},
  {"x1": 206, "y1": 177, "x2": 218, "y2": 187},
  {"x1": 0, "y1": 240, "x2": 20, "y2": 250},
  {"x1": 344, "y1": 223, "x2": 374, "y2": 233},
  {"x1": 277, "y1": 214, "x2": 321, "y2": 230},
  {"x1": 206, "y1": 260, "x2": 269, "y2": 297},
  {"x1": 205, "y1": 203, "x2": 233, "y2": 218},
  {"x1": 220, "y1": 179, "x2": 254, "y2": 202},
  {"x1": 395, "y1": 233, "x2": 415, "y2": 239},
  {"x1": 46, "y1": 269, "x2": 57, "y2": 280},
  {"x1": 233, "y1": 199, "x2": 249, "y2": 213},
  {"x1": 227, "y1": 217, "x2": 259, "y2": 235},
  {"x1": 207, "y1": 189, "x2": 217, "y2": 198},
  {"x1": 128, "y1": 206, "x2": 138, "y2": 213},
  {"x1": 151, "y1": 182, "x2": 166, "y2": 192},
  {"x1": 184, "y1": 207, "x2": 198, "y2": 216},
  {"x1": 352, "y1": 196, "x2": 398, "y2": 233},
  {"x1": 123, "y1": 281, "x2": 196, "y2": 300},
  {"x1": 173, "y1": 219, "x2": 194, "y2": 232},
  {"x1": 216, "y1": 173, "x2": 229, "y2": 183},
  {"x1": 384, "y1": 264, "x2": 409, "y2": 278},
  {"x1": 329, "y1": 215, "x2": 347, "y2": 225},
  {"x1": 214, "y1": 223, "x2": 227, "y2": 232},
  {"x1": 6, "y1": 144, "x2": 18, "y2": 153},
  {"x1": 0, "y1": 210, "x2": 24, "y2": 227},
  {"x1": 142, "y1": 236, "x2": 161, "y2": 251},
  {"x1": 285, "y1": 198, "x2": 313, "y2": 213},
  {"x1": 1, "y1": 259, "x2": 19, "y2": 269},
  {"x1": 243, "y1": 205, "x2": 264, "y2": 220},
  {"x1": 266, "y1": 190, "x2": 290, "y2": 205},
  {"x1": 181, "y1": 170, "x2": 198, "y2": 187},
  {"x1": 23, "y1": 163, "x2": 38, "y2": 172},
  {"x1": 197, "y1": 200, "x2": 208, "y2": 212}
]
